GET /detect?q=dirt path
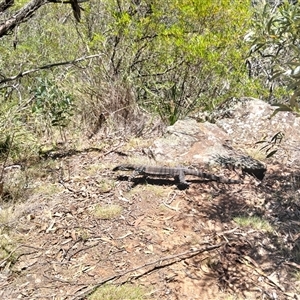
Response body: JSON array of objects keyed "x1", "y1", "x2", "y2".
[{"x1": 0, "y1": 147, "x2": 299, "y2": 299}]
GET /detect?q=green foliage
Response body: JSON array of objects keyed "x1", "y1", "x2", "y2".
[
  {"x1": 0, "y1": 96, "x2": 38, "y2": 161},
  {"x1": 256, "y1": 131, "x2": 285, "y2": 158},
  {"x1": 248, "y1": 1, "x2": 300, "y2": 113},
  {"x1": 31, "y1": 78, "x2": 74, "y2": 128},
  {"x1": 95, "y1": 0, "x2": 253, "y2": 123},
  {"x1": 0, "y1": 0, "x2": 257, "y2": 162},
  {"x1": 0, "y1": 135, "x2": 12, "y2": 157}
]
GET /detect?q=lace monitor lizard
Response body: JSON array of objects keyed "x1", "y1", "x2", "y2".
[{"x1": 113, "y1": 164, "x2": 241, "y2": 187}]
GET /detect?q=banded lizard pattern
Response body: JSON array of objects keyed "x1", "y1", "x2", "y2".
[{"x1": 113, "y1": 164, "x2": 241, "y2": 186}]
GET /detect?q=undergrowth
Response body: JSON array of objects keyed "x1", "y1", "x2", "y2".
[{"x1": 0, "y1": 0, "x2": 257, "y2": 167}]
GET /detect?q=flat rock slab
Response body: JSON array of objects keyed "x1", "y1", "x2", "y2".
[
  {"x1": 152, "y1": 119, "x2": 232, "y2": 165},
  {"x1": 216, "y1": 97, "x2": 300, "y2": 143},
  {"x1": 151, "y1": 97, "x2": 300, "y2": 168},
  {"x1": 215, "y1": 97, "x2": 300, "y2": 165}
]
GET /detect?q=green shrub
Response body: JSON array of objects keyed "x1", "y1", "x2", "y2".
[
  {"x1": 248, "y1": 1, "x2": 300, "y2": 113},
  {"x1": 0, "y1": 0, "x2": 256, "y2": 163},
  {"x1": 81, "y1": 0, "x2": 254, "y2": 124},
  {"x1": 31, "y1": 77, "x2": 74, "y2": 128}
]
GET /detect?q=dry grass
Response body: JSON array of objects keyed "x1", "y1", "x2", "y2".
[
  {"x1": 243, "y1": 147, "x2": 267, "y2": 162},
  {"x1": 293, "y1": 271, "x2": 300, "y2": 280},
  {"x1": 233, "y1": 215, "x2": 274, "y2": 232},
  {"x1": 33, "y1": 183, "x2": 63, "y2": 196},
  {"x1": 0, "y1": 233, "x2": 17, "y2": 262},
  {"x1": 0, "y1": 206, "x2": 15, "y2": 225},
  {"x1": 88, "y1": 284, "x2": 147, "y2": 300},
  {"x1": 0, "y1": 207, "x2": 19, "y2": 265},
  {"x1": 1, "y1": 171, "x2": 30, "y2": 204},
  {"x1": 95, "y1": 178, "x2": 116, "y2": 193},
  {"x1": 92, "y1": 204, "x2": 123, "y2": 219},
  {"x1": 125, "y1": 184, "x2": 171, "y2": 202},
  {"x1": 123, "y1": 138, "x2": 155, "y2": 152}
]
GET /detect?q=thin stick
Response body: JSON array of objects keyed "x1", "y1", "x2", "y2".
[{"x1": 70, "y1": 242, "x2": 225, "y2": 300}]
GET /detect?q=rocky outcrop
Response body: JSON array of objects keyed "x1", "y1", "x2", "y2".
[{"x1": 150, "y1": 97, "x2": 300, "y2": 180}]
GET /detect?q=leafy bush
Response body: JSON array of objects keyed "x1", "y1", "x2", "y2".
[
  {"x1": 0, "y1": 0, "x2": 256, "y2": 162},
  {"x1": 31, "y1": 77, "x2": 74, "y2": 128},
  {"x1": 248, "y1": 0, "x2": 300, "y2": 113},
  {"x1": 80, "y1": 0, "x2": 254, "y2": 124}
]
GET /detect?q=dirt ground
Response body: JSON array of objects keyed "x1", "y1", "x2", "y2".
[{"x1": 0, "y1": 143, "x2": 299, "y2": 300}]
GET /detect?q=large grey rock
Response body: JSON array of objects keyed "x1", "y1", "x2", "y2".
[
  {"x1": 151, "y1": 115, "x2": 266, "y2": 179},
  {"x1": 214, "y1": 97, "x2": 300, "y2": 165},
  {"x1": 150, "y1": 97, "x2": 300, "y2": 179}
]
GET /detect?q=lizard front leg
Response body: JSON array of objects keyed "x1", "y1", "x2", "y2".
[
  {"x1": 175, "y1": 169, "x2": 189, "y2": 189},
  {"x1": 126, "y1": 170, "x2": 141, "y2": 190}
]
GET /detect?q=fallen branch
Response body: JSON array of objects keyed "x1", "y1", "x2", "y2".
[
  {"x1": 70, "y1": 242, "x2": 225, "y2": 300},
  {"x1": 284, "y1": 261, "x2": 300, "y2": 270},
  {"x1": 0, "y1": 244, "x2": 44, "y2": 268},
  {"x1": 239, "y1": 255, "x2": 297, "y2": 299}
]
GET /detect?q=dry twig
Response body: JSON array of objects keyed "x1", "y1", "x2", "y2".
[{"x1": 70, "y1": 242, "x2": 225, "y2": 300}]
